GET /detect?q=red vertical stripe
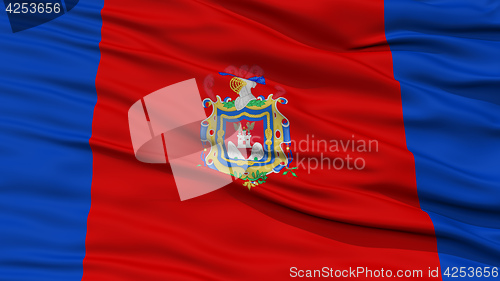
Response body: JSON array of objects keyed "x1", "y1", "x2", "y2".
[
  {"x1": 140, "y1": 98, "x2": 150, "y2": 121},
  {"x1": 83, "y1": 0, "x2": 441, "y2": 280}
]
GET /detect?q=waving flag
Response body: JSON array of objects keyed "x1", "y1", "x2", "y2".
[{"x1": 0, "y1": 0, "x2": 499, "y2": 280}]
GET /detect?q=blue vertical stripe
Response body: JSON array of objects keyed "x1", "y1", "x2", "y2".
[
  {"x1": 385, "y1": 0, "x2": 500, "y2": 276},
  {"x1": 0, "y1": 1, "x2": 102, "y2": 280}
]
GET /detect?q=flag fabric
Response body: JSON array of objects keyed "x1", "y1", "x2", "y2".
[{"x1": 0, "y1": 1, "x2": 499, "y2": 280}]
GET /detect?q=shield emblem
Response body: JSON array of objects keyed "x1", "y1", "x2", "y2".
[{"x1": 201, "y1": 95, "x2": 291, "y2": 179}]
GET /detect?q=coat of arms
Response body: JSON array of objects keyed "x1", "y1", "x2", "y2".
[{"x1": 200, "y1": 72, "x2": 296, "y2": 189}]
